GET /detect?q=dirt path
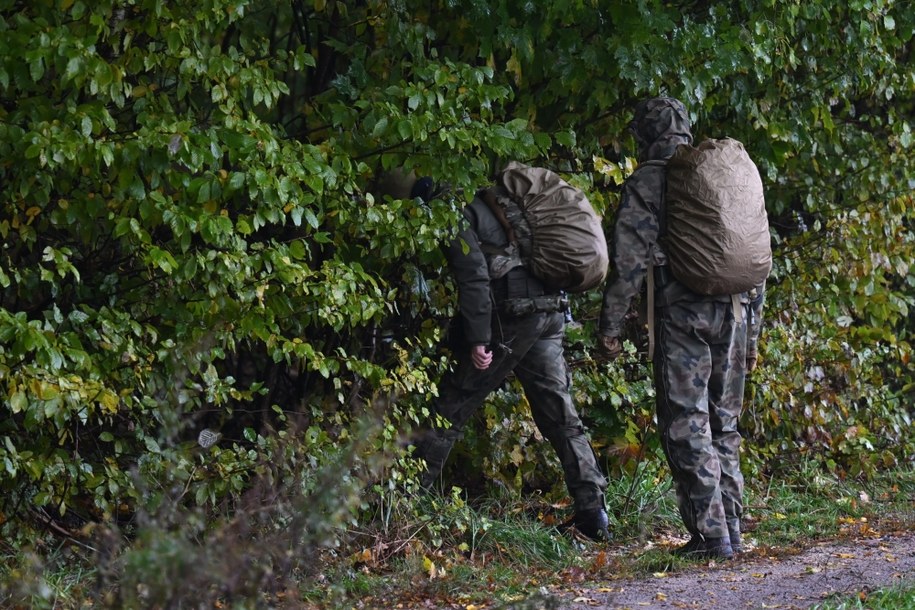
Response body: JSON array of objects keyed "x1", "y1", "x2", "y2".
[{"x1": 560, "y1": 531, "x2": 915, "y2": 609}]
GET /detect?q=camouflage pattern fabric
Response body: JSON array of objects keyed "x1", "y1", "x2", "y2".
[
  {"x1": 654, "y1": 296, "x2": 748, "y2": 539},
  {"x1": 598, "y1": 162, "x2": 669, "y2": 338},
  {"x1": 599, "y1": 97, "x2": 767, "y2": 541}
]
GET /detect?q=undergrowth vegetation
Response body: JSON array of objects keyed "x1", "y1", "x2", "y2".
[
  {"x1": 0, "y1": 0, "x2": 913, "y2": 607},
  {"x1": 3, "y1": 464, "x2": 913, "y2": 608}
]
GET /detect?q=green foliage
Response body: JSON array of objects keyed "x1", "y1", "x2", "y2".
[
  {"x1": 0, "y1": 0, "x2": 913, "y2": 580},
  {"x1": 744, "y1": 195, "x2": 915, "y2": 476}
]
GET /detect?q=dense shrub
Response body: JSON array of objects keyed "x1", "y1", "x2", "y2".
[{"x1": 0, "y1": 0, "x2": 912, "y2": 543}]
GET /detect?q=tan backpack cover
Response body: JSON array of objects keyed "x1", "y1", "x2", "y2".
[
  {"x1": 664, "y1": 138, "x2": 772, "y2": 295},
  {"x1": 493, "y1": 163, "x2": 609, "y2": 293}
]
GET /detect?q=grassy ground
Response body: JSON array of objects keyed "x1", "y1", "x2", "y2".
[
  {"x1": 3, "y1": 463, "x2": 914, "y2": 609},
  {"x1": 303, "y1": 462, "x2": 915, "y2": 609},
  {"x1": 813, "y1": 584, "x2": 915, "y2": 610}
]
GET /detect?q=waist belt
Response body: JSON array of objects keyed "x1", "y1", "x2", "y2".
[{"x1": 500, "y1": 294, "x2": 569, "y2": 317}]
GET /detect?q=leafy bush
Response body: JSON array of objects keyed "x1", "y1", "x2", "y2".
[{"x1": 0, "y1": 0, "x2": 912, "y2": 570}]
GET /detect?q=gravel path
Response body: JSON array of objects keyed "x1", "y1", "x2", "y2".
[{"x1": 560, "y1": 531, "x2": 915, "y2": 609}]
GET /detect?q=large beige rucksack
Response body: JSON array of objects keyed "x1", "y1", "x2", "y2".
[
  {"x1": 663, "y1": 138, "x2": 772, "y2": 295},
  {"x1": 481, "y1": 162, "x2": 609, "y2": 293}
]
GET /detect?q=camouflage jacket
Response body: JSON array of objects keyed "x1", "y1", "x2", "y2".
[{"x1": 600, "y1": 98, "x2": 766, "y2": 353}]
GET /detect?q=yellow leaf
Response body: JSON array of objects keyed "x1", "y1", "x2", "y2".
[
  {"x1": 422, "y1": 556, "x2": 436, "y2": 579},
  {"x1": 99, "y1": 390, "x2": 119, "y2": 414},
  {"x1": 838, "y1": 517, "x2": 856, "y2": 524},
  {"x1": 652, "y1": 572, "x2": 668, "y2": 578},
  {"x1": 506, "y1": 51, "x2": 522, "y2": 85},
  {"x1": 509, "y1": 445, "x2": 524, "y2": 466},
  {"x1": 773, "y1": 512, "x2": 787, "y2": 519},
  {"x1": 655, "y1": 592, "x2": 667, "y2": 601}
]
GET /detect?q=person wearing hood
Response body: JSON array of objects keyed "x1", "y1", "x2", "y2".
[{"x1": 597, "y1": 97, "x2": 766, "y2": 559}]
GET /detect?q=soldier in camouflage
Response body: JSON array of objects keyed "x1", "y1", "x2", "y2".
[
  {"x1": 597, "y1": 97, "x2": 766, "y2": 559},
  {"x1": 407, "y1": 175, "x2": 611, "y2": 541}
]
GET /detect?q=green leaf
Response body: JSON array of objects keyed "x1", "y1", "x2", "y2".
[{"x1": 9, "y1": 392, "x2": 27, "y2": 413}]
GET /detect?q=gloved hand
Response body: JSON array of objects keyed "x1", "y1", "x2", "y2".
[
  {"x1": 746, "y1": 349, "x2": 758, "y2": 372},
  {"x1": 597, "y1": 334, "x2": 622, "y2": 361}
]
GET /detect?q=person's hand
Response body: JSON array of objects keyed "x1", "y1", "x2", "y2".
[
  {"x1": 471, "y1": 344, "x2": 492, "y2": 370},
  {"x1": 596, "y1": 335, "x2": 622, "y2": 361},
  {"x1": 746, "y1": 349, "x2": 758, "y2": 373}
]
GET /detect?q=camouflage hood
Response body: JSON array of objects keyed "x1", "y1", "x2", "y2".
[{"x1": 630, "y1": 97, "x2": 693, "y2": 162}]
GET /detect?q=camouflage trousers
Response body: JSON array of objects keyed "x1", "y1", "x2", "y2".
[
  {"x1": 654, "y1": 298, "x2": 748, "y2": 540},
  {"x1": 415, "y1": 311, "x2": 607, "y2": 512}
]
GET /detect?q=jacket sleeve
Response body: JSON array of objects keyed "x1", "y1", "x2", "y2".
[
  {"x1": 443, "y1": 210, "x2": 492, "y2": 346},
  {"x1": 599, "y1": 172, "x2": 660, "y2": 337}
]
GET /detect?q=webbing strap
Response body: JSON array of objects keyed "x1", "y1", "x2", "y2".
[
  {"x1": 647, "y1": 262, "x2": 656, "y2": 360},
  {"x1": 481, "y1": 189, "x2": 517, "y2": 244},
  {"x1": 731, "y1": 293, "x2": 743, "y2": 325}
]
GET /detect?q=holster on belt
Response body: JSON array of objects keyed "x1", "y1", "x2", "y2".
[{"x1": 653, "y1": 265, "x2": 672, "y2": 288}]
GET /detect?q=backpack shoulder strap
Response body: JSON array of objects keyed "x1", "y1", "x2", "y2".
[{"x1": 479, "y1": 188, "x2": 517, "y2": 244}]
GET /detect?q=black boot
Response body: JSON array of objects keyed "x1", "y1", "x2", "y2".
[
  {"x1": 559, "y1": 508, "x2": 611, "y2": 542},
  {"x1": 412, "y1": 430, "x2": 456, "y2": 489},
  {"x1": 674, "y1": 535, "x2": 734, "y2": 560},
  {"x1": 727, "y1": 519, "x2": 744, "y2": 553}
]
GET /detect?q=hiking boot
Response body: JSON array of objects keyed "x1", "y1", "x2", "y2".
[
  {"x1": 559, "y1": 508, "x2": 611, "y2": 542},
  {"x1": 674, "y1": 535, "x2": 734, "y2": 560},
  {"x1": 727, "y1": 519, "x2": 744, "y2": 553},
  {"x1": 411, "y1": 430, "x2": 456, "y2": 489},
  {"x1": 729, "y1": 530, "x2": 744, "y2": 553}
]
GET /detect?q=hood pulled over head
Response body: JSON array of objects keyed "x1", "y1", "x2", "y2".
[{"x1": 629, "y1": 97, "x2": 692, "y2": 162}]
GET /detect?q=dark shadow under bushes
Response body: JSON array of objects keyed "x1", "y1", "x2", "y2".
[{"x1": 1, "y1": 412, "x2": 391, "y2": 610}]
